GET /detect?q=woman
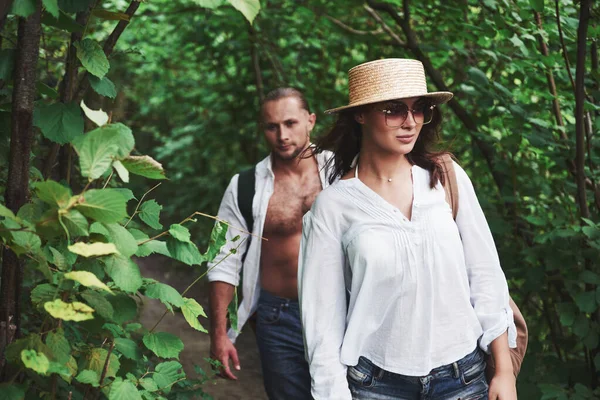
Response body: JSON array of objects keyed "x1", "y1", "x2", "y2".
[{"x1": 298, "y1": 59, "x2": 517, "y2": 400}]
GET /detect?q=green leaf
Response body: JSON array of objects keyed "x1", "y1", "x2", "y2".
[
  {"x1": 42, "y1": 0, "x2": 60, "y2": 18},
  {"x1": 573, "y1": 314, "x2": 591, "y2": 338},
  {"x1": 0, "y1": 49, "x2": 16, "y2": 81},
  {"x1": 76, "y1": 369, "x2": 100, "y2": 387},
  {"x1": 142, "y1": 332, "x2": 184, "y2": 359},
  {"x1": 33, "y1": 180, "x2": 72, "y2": 208},
  {"x1": 0, "y1": 204, "x2": 18, "y2": 221},
  {"x1": 580, "y1": 271, "x2": 600, "y2": 285},
  {"x1": 46, "y1": 328, "x2": 71, "y2": 364},
  {"x1": 33, "y1": 102, "x2": 84, "y2": 144},
  {"x1": 83, "y1": 347, "x2": 120, "y2": 379},
  {"x1": 120, "y1": 155, "x2": 167, "y2": 180},
  {"x1": 10, "y1": 0, "x2": 36, "y2": 18},
  {"x1": 72, "y1": 123, "x2": 135, "y2": 179},
  {"x1": 62, "y1": 209, "x2": 90, "y2": 236},
  {"x1": 139, "y1": 200, "x2": 162, "y2": 230},
  {"x1": 74, "y1": 38, "x2": 110, "y2": 78},
  {"x1": 21, "y1": 349, "x2": 50, "y2": 375},
  {"x1": 80, "y1": 99, "x2": 109, "y2": 127},
  {"x1": 228, "y1": 0, "x2": 261, "y2": 24},
  {"x1": 167, "y1": 237, "x2": 204, "y2": 266},
  {"x1": 44, "y1": 299, "x2": 95, "y2": 321},
  {"x1": 468, "y1": 67, "x2": 489, "y2": 87},
  {"x1": 103, "y1": 223, "x2": 138, "y2": 257},
  {"x1": 169, "y1": 224, "x2": 191, "y2": 242},
  {"x1": 114, "y1": 338, "x2": 141, "y2": 360},
  {"x1": 68, "y1": 242, "x2": 119, "y2": 257},
  {"x1": 145, "y1": 282, "x2": 184, "y2": 308},
  {"x1": 113, "y1": 160, "x2": 129, "y2": 183},
  {"x1": 153, "y1": 361, "x2": 185, "y2": 393},
  {"x1": 529, "y1": 0, "x2": 544, "y2": 12},
  {"x1": 31, "y1": 283, "x2": 57, "y2": 305},
  {"x1": 204, "y1": 221, "x2": 228, "y2": 263},
  {"x1": 37, "y1": 81, "x2": 58, "y2": 98},
  {"x1": 115, "y1": 188, "x2": 136, "y2": 203},
  {"x1": 65, "y1": 270, "x2": 113, "y2": 293},
  {"x1": 89, "y1": 75, "x2": 117, "y2": 99},
  {"x1": 81, "y1": 290, "x2": 114, "y2": 320},
  {"x1": 192, "y1": 0, "x2": 225, "y2": 8},
  {"x1": 108, "y1": 294, "x2": 138, "y2": 324},
  {"x1": 41, "y1": 10, "x2": 85, "y2": 32},
  {"x1": 49, "y1": 247, "x2": 69, "y2": 270},
  {"x1": 104, "y1": 255, "x2": 143, "y2": 293},
  {"x1": 181, "y1": 297, "x2": 208, "y2": 333},
  {"x1": 109, "y1": 377, "x2": 142, "y2": 400},
  {"x1": 136, "y1": 240, "x2": 170, "y2": 258},
  {"x1": 0, "y1": 383, "x2": 25, "y2": 400},
  {"x1": 575, "y1": 291, "x2": 598, "y2": 314},
  {"x1": 76, "y1": 189, "x2": 128, "y2": 223},
  {"x1": 6, "y1": 219, "x2": 42, "y2": 254},
  {"x1": 139, "y1": 377, "x2": 158, "y2": 392}
]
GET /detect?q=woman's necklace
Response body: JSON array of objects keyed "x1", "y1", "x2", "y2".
[{"x1": 356, "y1": 161, "x2": 396, "y2": 182}]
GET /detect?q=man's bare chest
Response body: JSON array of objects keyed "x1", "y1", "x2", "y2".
[{"x1": 263, "y1": 176, "x2": 322, "y2": 236}]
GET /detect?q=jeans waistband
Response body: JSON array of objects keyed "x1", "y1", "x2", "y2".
[{"x1": 258, "y1": 289, "x2": 299, "y2": 307}]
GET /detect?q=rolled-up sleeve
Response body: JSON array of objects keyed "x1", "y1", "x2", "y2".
[
  {"x1": 454, "y1": 162, "x2": 517, "y2": 353},
  {"x1": 299, "y1": 211, "x2": 351, "y2": 400},
  {"x1": 207, "y1": 174, "x2": 249, "y2": 286}
]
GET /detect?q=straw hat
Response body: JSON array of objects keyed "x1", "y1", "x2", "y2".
[{"x1": 325, "y1": 58, "x2": 453, "y2": 114}]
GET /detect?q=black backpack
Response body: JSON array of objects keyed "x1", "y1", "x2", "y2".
[{"x1": 237, "y1": 167, "x2": 255, "y2": 262}]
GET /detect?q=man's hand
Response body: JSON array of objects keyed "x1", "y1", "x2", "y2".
[{"x1": 210, "y1": 334, "x2": 241, "y2": 380}]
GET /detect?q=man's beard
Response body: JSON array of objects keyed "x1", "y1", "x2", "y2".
[{"x1": 273, "y1": 145, "x2": 303, "y2": 161}]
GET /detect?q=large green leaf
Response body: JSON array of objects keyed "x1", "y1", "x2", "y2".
[
  {"x1": 33, "y1": 102, "x2": 84, "y2": 144},
  {"x1": 169, "y1": 224, "x2": 191, "y2": 243},
  {"x1": 103, "y1": 223, "x2": 138, "y2": 257},
  {"x1": 120, "y1": 155, "x2": 167, "y2": 180},
  {"x1": 114, "y1": 338, "x2": 141, "y2": 360},
  {"x1": 575, "y1": 291, "x2": 598, "y2": 314},
  {"x1": 74, "y1": 38, "x2": 110, "y2": 78},
  {"x1": 82, "y1": 348, "x2": 120, "y2": 379},
  {"x1": 108, "y1": 294, "x2": 138, "y2": 324},
  {"x1": 46, "y1": 328, "x2": 71, "y2": 364},
  {"x1": 65, "y1": 270, "x2": 113, "y2": 293},
  {"x1": 109, "y1": 377, "x2": 142, "y2": 400},
  {"x1": 62, "y1": 209, "x2": 90, "y2": 237},
  {"x1": 33, "y1": 180, "x2": 72, "y2": 208},
  {"x1": 136, "y1": 240, "x2": 170, "y2": 258},
  {"x1": 144, "y1": 282, "x2": 184, "y2": 309},
  {"x1": 41, "y1": 10, "x2": 84, "y2": 32},
  {"x1": 153, "y1": 361, "x2": 185, "y2": 394},
  {"x1": 4, "y1": 219, "x2": 42, "y2": 255},
  {"x1": 104, "y1": 255, "x2": 143, "y2": 293},
  {"x1": 10, "y1": 0, "x2": 36, "y2": 18},
  {"x1": 204, "y1": 221, "x2": 228, "y2": 263},
  {"x1": 142, "y1": 332, "x2": 184, "y2": 359},
  {"x1": 75, "y1": 369, "x2": 100, "y2": 387},
  {"x1": 31, "y1": 283, "x2": 57, "y2": 306},
  {"x1": 166, "y1": 237, "x2": 203, "y2": 266},
  {"x1": 81, "y1": 290, "x2": 114, "y2": 320},
  {"x1": 72, "y1": 123, "x2": 135, "y2": 179},
  {"x1": 76, "y1": 189, "x2": 128, "y2": 223},
  {"x1": 228, "y1": 0, "x2": 261, "y2": 24},
  {"x1": 181, "y1": 297, "x2": 208, "y2": 333},
  {"x1": 139, "y1": 200, "x2": 163, "y2": 230},
  {"x1": 21, "y1": 349, "x2": 50, "y2": 375},
  {"x1": 44, "y1": 299, "x2": 95, "y2": 321},
  {"x1": 89, "y1": 75, "x2": 118, "y2": 99},
  {"x1": 68, "y1": 242, "x2": 119, "y2": 257},
  {"x1": 42, "y1": 0, "x2": 60, "y2": 18}
]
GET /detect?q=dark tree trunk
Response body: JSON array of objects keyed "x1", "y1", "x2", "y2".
[{"x1": 0, "y1": 0, "x2": 41, "y2": 379}]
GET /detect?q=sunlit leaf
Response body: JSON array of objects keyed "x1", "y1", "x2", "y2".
[
  {"x1": 44, "y1": 299, "x2": 95, "y2": 321},
  {"x1": 68, "y1": 242, "x2": 119, "y2": 257},
  {"x1": 181, "y1": 297, "x2": 208, "y2": 333},
  {"x1": 65, "y1": 270, "x2": 113, "y2": 293}
]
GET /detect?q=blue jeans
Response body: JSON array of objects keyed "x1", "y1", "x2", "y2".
[
  {"x1": 255, "y1": 290, "x2": 312, "y2": 400},
  {"x1": 348, "y1": 348, "x2": 489, "y2": 400}
]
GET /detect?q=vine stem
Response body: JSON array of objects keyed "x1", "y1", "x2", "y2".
[{"x1": 123, "y1": 182, "x2": 162, "y2": 228}]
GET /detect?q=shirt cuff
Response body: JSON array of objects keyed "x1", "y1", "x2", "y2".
[{"x1": 478, "y1": 306, "x2": 518, "y2": 354}]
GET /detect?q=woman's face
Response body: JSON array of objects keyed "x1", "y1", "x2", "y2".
[{"x1": 356, "y1": 97, "x2": 432, "y2": 156}]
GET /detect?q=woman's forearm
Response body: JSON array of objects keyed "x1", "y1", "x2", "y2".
[{"x1": 490, "y1": 331, "x2": 513, "y2": 375}]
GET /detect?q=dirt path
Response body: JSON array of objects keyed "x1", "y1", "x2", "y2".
[{"x1": 138, "y1": 256, "x2": 268, "y2": 400}]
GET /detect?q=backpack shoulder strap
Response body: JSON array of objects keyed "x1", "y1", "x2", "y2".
[
  {"x1": 440, "y1": 154, "x2": 459, "y2": 220},
  {"x1": 237, "y1": 167, "x2": 256, "y2": 235}
]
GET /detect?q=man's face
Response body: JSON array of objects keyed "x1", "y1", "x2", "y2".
[{"x1": 262, "y1": 97, "x2": 316, "y2": 160}]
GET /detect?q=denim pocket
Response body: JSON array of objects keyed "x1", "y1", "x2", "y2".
[
  {"x1": 461, "y1": 354, "x2": 487, "y2": 386},
  {"x1": 257, "y1": 304, "x2": 281, "y2": 325},
  {"x1": 347, "y1": 358, "x2": 375, "y2": 387}
]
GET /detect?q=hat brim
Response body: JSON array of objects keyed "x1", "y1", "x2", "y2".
[{"x1": 324, "y1": 91, "x2": 454, "y2": 114}]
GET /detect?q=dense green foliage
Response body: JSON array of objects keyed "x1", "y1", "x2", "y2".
[{"x1": 0, "y1": 0, "x2": 598, "y2": 399}]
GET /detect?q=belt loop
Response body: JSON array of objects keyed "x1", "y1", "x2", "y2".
[
  {"x1": 375, "y1": 366, "x2": 384, "y2": 380},
  {"x1": 452, "y1": 362, "x2": 460, "y2": 379}
]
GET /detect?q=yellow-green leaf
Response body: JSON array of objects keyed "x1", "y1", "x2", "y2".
[
  {"x1": 181, "y1": 297, "x2": 207, "y2": 333},
  {"x1": 21, "y1": 349, "x2": 50, "y2": 375},
  {"x1": 68, "y1": 242, "x2": 119, "y2": 257},
  {"x1": 64, "y1": 271, "x2": 113, "y2": 293},
  {"x1": 44, "y1": 299, "x2": 95, "y2": 321}
]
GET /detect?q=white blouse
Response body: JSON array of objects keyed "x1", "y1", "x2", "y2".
[{"x1": 298, "y1": 161, "x2": 517, "y2": 400}]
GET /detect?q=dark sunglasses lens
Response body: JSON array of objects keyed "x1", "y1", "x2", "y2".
[{"x1": 384, "y1": 103, "x2": 408, "y2": 127}]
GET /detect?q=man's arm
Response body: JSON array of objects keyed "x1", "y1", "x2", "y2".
[{"x1": 209, "y1": 281, "x2": 240, "y2": 380}]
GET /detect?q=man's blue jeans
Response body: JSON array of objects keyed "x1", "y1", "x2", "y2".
[
  {"x1": 255, "y1": 290, "x2": 312, "y2": 400},
  {"x1": 348, "y1": 347, "x2": 489, "y2": 400}
]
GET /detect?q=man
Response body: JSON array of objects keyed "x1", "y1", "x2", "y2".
[{"x1": 207, "y1": 88, "x2": 331, "y2": 400}]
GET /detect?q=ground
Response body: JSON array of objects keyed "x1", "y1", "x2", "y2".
[{"x1": 139, "y1": 256, "x2": 268, "y2": 400}]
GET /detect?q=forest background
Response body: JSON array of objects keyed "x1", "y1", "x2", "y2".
[{"x1": 0, "y1": 0, "x2": 598, "y2": 399}]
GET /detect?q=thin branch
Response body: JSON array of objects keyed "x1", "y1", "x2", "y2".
[
  {"x1": 96, "y1": 340, "x2": 115, "y2": 397},
  {"x1": 555, "y1": 0, "x2": 576, "y2": 92},
  {"x1": 123, "y1": 182, "x2": 162, "y2": 228},
  {"x1": 325, "y1": 14, "x2": 384, "y2": 36},
  {"x1": 363, "y1": 5, "x2": 406, "y2": 47}
]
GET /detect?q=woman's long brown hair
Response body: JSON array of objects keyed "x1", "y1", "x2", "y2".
[{"x1": 310, "y1": 100, "x2": 448, "y2": 188}]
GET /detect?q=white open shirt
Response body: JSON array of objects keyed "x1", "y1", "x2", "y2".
[{"x1": 298, "y1": 161, "x2": 517, "y2": 399}]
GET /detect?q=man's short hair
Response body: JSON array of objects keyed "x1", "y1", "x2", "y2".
[{"x1": 262, "y1": 87, "x2": 311, "y2": 113}]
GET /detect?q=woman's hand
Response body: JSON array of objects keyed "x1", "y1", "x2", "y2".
[{"x1": 488, "y1": 370, "x2": 517, "y2": 400}]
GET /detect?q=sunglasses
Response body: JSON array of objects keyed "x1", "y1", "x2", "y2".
[{"x1": 372, "y1": 101, "x2": 436, "y2": 127}]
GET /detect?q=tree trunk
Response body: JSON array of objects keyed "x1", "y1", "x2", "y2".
[{"x1": 0, "y1": 0, "x2": 41, "y2": 379}]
